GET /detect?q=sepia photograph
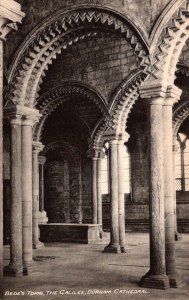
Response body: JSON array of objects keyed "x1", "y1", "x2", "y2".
[{"x1": 0, "y1": 0, "x2": 189, "y2": 299}]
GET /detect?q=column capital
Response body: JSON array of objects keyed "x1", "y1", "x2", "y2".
[
  {"x1": 0, "y1": 0, "x2": 25, "y2": 41},
  {"x1": 118, "y1": 132, "x2": 130, "y2": 144},
  {"x1": 139, "y1": 81, "x2": 167, "y2": 104},
  {"x1": 4, "y1": 104, "x2": 41, "y2": 126},
  {"x1": 38, "y1": 155, "x2": 46, "y2": 165},
  {"x1": 165, "y1": 85, "x2": 182, "y2": 106},
  {"x1": 32, "y1": 142, "x2": 44, "y2": 154},
  {"x1": 109, "y1": 139, "x2": 118, "y2": 146},
  {"x1": 87, "y1": 147, "x2": 100, "y2": 159}
]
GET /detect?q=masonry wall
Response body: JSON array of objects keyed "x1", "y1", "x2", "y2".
[{"x1": 41, "y1": 34, "x2": 139, "y2": 102}]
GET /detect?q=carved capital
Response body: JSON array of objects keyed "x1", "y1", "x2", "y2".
[
  {"x1": 165, "y1": 85, "x2": 182, "y2": 106},
  {"x1": 38, "y1": 156, "x2": 46, "y2": 165},
  {"x1": 87, "y1": 147, "x2": 101, "y2": 159},
  {"x1": 139, "y1": 81, "x2": 167, "y2": 104},
  {"x1": 32, "y1": 141, "x2": 44, "y2": 154},
  {"x1": 118, "y1": 132, "x2": 130, "y2": 144},
  {"x1": 0, "y1": 0, "x2": 25, "y2": 41},
  {"x1": 4, "y1": 104, "x2": 41, "y2": 126}
]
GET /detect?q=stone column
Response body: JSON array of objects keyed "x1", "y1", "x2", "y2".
[
  {"x1": 118, "y1": 137, "x2": 128, "y2": 253},
  {"x1": 0, "y1": 1, "x2": 24, "y2": 288},
  {"x1": 78, "y1": 155, "x2": 83, "y2": 224},
  {"x1": 21, "y1": 109, "x2": 40, "y2": 275},
  {"x1": 4, "y1": 115, "x2": 23, "y2": 276},
  {"x1": 38, "y1": 156, "x2": 48, "y2": 224},
  {"x1": 172, "y1": 142, "x2": 182, "y2": 241},
  {"x1": 32, "y1": 142, "x2": 44, "y2": 249},
  {"x1": 139, "y1": 84, "x2": 169, "y2": 289},
  {"x1": 163, "y1": 86, "x2": 182, "y2": 287},
  {"x1": 92, "y1": 155, "x2": 98, "y2": 224},
  {"x1": 97, "y1": 152, "x2": 103, "y2": 225},
  {"x1": 104, "y1": 139, "x2": 121, "y2": 253}
]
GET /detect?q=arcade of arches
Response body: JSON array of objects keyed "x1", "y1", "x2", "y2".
[{"x1": 1, "y1": 0, "x2": 189, "y2": 293}]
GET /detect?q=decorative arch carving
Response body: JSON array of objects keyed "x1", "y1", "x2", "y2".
[
  {"x1": 33, "y1": 82, "x2": 109, "y2": 142},
  {"x1": 150, "y1": 0, "x2": 189, "y2": 87},
  {"x1": 6, "y1": 5, "x2": 149, "y2": 108},
  {"x1": 91, "y1": 70, "x2": 146, "y2": 148}
]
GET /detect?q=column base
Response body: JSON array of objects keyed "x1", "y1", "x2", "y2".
[
  {"x1": 4, "y1": 264, "x2": 23, "y2": 277},
  {"x1": 38, "y1": 211, "x2": 48, "y2": 224},
  {"x1": 103, "y1": 243, "x2": 121, "y2": 254},
  {"x1": 23, "y1": 261, "x2": 38, "y2": 275},
  {"x1": 33, "y1": 241, "x2": 44, "y2": 250},
  {"x1": 175, "y1": 232, "x2": 182, "y2": 241},
  {"x1": 139, "y1": 271, "x2": 170, "y2": 289},
  {"x1": 120, "y1": 245, "x2": 127, "y2": 253},
  {"x1": 168, "y1": 274, "x2": 184, "y2": 288}
]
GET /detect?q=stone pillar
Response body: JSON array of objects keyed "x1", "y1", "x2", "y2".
[
  {"x1": 172, "y1": 142, "x2": 182, "y2": 241},
  {"x1": 118, "y1": 137, "x2": 128, "y2": 253},
  {"x1": 139, "y1": 84, "x2": 169, "y2": 289},
  {"x1": 78, "y1": 155, "x2": 83, "y2": 224},
  {"x1": 21, "y1": 109, "x2": 40, "y2": 275},
  {"x1": 32, "y1": 142, "x2": 44, "y2": 249},
  {"x1": 38, "y1": 156, "x2": 48, "y2": 224},
  {"x1": 163, "y1": 86, "x2": 182, "y2": 287},
  {"x1": 97, "y1": 153, "x2": 103, "y2": 225},
  {"x1": 4, "y1": 116, "x2": 23, "y2": 276},
  {"x1": 92, "y1": 155, "x2": 98, "y2": 224},
  {"x1": 0, "y1": 0, "x2": 24, "y2": 289},
  {"x1": 104, "y1": 139, "x2": 121, "y2": 253}
]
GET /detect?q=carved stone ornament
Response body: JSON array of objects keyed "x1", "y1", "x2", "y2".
[{"x1": 0, "y1": 0, "x2": 25, "y2": 40}]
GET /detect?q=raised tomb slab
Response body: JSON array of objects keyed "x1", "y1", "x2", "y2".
[{"x1": 39, "y1": 223, "x2": 102, "y2": 244}]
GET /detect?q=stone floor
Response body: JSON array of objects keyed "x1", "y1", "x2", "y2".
[{"x1": 3, "y1": 233, "x2": 189, "y2": 300}]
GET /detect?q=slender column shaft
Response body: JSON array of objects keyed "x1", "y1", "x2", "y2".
[
  {"x1": 140, "y1": 94, "x2": 169, "y2": 289},
  {"x1": 118, "y1": 140, "x2": 126, "y2": 252},
  {"x1": 97, "y1": 156, "x2": 102, "y2": 224},
  {"x1": 92, "y1": 157, "x2": 98, "y2": 224},
  {"x1": 163, "y1": 104, "x2": 177, "y2": 279},
  {"x1": 149, "y1": 101, "x2": 166, "y2": 275},
  {"x1": 22, "y1": 120, "x2": 33, "y2": 272},
  {"x1": 0, "y1": 40, "x2": 3, "y2": 285},
  {"x1": 110, "y1": 140, "x2": 120, "y2": 248},
  {"x1": 32, "y1": 149, "x2": 39, "y2": 247},
  {"x1": 78, "y1": 156, "x2": 83, "y2": 224},
  {"x1": 172, "y1": 144, "x2": 181, "y2": 241},
  {"x1": 39, "y1": 163, "x2": 44, "y2": 212},
  {"x1": 3, "y1": 117, "x2": 23, "y2": 277},
  {"x1": 38, "y1": 156, "x2": 48, "y2": 224},
  {"x1": 104, "y1": 140, "x2": 120, "y2": 253},
  {"x1": 180, "y1": 144, "x2": 185, "y2": 191},
  {"x1": 32, "y1": 145, "x2": 44, "y2": 249}
]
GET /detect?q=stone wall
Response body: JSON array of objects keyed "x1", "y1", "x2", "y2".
[
  {"x1": 41, "y1": 34, "x2": 139, "y2": 101},
  {"x1": 44, "y1": 156, "x2": 92, "y2": 224}
]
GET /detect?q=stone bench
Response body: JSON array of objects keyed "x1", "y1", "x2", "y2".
[{"x1": 39, "y1": 223, "x2": 102, "y2": 244}]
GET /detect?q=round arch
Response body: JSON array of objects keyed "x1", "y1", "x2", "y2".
[
  {"x1": 91, "y1": 70, "x2": 146, "y2": 149},
  {"x1": 6, "y1": 5, "x2": 149, "y2": 109},
  {"x1": 150, "y1": 0, "x2": 189, "y2": 87},
  {"x1": 33, "y1": 82, "x2": 109, "y2": 143}
]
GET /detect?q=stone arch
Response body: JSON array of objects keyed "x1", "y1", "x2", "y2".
[
  {"x1": 91, "y1": 70, "x2": 146, "y2": 149},
  {"x1": 43, "y1": 139, "x2": 80, "y2": 167},
  {"x1": 6, "y1": 5, "x2": 149, "y2": 108},
  {"x1": 150, "y1": 0, "x2": 189, "y2": 87},
  {"x1": 33, "y1": 82, "x2": 109, "y2": 142}
]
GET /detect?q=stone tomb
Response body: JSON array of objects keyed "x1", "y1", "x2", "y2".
[{"x1": 39, "y1": 223, "x2": 102, "y2": 244}]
